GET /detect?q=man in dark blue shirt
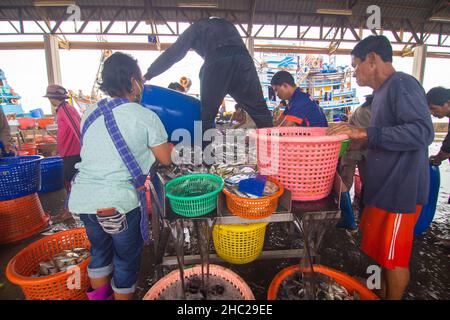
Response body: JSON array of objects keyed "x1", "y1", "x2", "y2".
[
  {"x1": 270, "y1": 71, "x2": 328, "y2": 127},
  {"x1": 328, "y1": 35, "x2": 434, "y2": 300}
]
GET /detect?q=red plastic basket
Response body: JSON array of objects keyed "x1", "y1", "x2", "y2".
[
  {"x1": 0, "y1": 193, "x2": 49, "y2": 244},
  {"x1": 267, "y1": 265, "x2": 379, "y2": 300},
  {"x1": 6, "y1": 228, "x2": 91, "y2": 300},
  {"x1": 18, "y1": 143, "x2": 37, "y2": 156},
  {"x1": 254, "y1": 127, "x2": 347, "y2": 201}
]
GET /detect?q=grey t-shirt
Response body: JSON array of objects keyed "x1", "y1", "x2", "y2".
[{"x1": 365, "y1": 72, "x2": 434, "y2": 213}]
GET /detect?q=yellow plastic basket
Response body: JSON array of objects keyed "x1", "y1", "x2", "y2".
[{"x1": 213, "y1": 223, "x2": 268, "y2": 265}]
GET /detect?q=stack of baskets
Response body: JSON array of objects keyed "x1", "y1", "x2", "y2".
[
  {"x1": 217, "y1": 177, "x2": 284, "y2": 265},
  {"x1": 39, "y1": 157, "x2": 64, "y2": 193},
  {"x1": 165, "y1": 173, "x2": 269, "y2": 265},
  {"x1": 0, "y1": 156, "x2": 49, "y2": 244}
]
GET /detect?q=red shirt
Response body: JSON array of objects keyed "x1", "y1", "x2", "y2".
[{"x1": 56, "y1": 101, "x2": 81, "y2": 157}]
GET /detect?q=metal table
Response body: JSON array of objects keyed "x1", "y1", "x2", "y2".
[{"x1": 149, "y1": 171, "x2": 342, "y2": 277}]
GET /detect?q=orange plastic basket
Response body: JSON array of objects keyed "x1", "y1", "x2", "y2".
[
  {"x1": 254, "y1": 127, "x2": 348, "y2": 201},
  {"x1": 36, "y1": 117, "x2": 55, "y2": 129},
  {"x1": 143, "y1": 264, "x2": 254, "y2": 300},
  {"x1": 222, "y1": 177, "x2": 284, "y2": 219},
  {"x1": 18, "y1": 118, "x2": 36, "y2": 130},
  {"x1": 267, "y1": 264, "x2": 379, "y2": 300},
  {"x1": 0, "y1": 193, "x2": 50, "y2": 244},
  {"x1": 6, "y1": 228, "x2": 91, "y2": 300}
]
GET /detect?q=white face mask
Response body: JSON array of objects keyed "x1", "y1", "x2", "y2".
[{"x1": 133, "y1": 79, "x2": 143, "y2": 103}]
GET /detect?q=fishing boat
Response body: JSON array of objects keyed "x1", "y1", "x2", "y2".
[{"x1": 0, "y1": 69, "x2": 24, "y2": 116}]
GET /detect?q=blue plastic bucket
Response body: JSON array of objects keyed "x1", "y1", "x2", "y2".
[
  {"x1": 141, "y1": 85, "x2": 201, "y2": 144},
  {"x1": 30, "y1": 108, "x2": 44, "y2": 118}
]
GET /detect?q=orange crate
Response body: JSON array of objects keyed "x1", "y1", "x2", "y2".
[
  {"x1": 6, "y1": 228, "x2": 91, "y2": 300},
  {"x1": 0, "y1": 193, "x2": 49, "y2": 244},
  {"x1": 18, "y1": 118, "x2": 36, "y2": 130},
  {"x1": 222, "y1": 177, "x2": 284, "y2": 219},
  {"x1": 36, "y1": 117, "x2": 55, "y2": 129}
]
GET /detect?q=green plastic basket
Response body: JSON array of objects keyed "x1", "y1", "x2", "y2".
[
  {"x1": 165, "y1": 174, "x2": 224, "y2": 217},
  {"x1": 339, "y1": 139, "x2": 351, "y2": 157}
]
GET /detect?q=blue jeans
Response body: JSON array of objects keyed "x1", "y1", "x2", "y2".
[{"x1": 79, "y1": 207, "x2": 143, "y2": 294}]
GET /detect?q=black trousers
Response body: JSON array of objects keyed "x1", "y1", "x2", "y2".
[{"x1": 199, "y1": 52, "x2": 273, "y2": 133}]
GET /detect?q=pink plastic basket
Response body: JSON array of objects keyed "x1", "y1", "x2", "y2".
[
  {"x1": 254, "y1": 127, "x2": 347, "y2": 201},
  {"x1": 143, "y1": 264, "x2": 255, "y2": 300}
]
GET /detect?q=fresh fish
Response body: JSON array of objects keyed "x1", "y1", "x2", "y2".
[{"x1": 34, "y1": 248, "x2": 90, "y2": 277}]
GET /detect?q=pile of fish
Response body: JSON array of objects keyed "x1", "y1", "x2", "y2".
[
  {"x1": 158, "y1": 162, "x2": 258, "y2": 181},
  {"x1": 277, "y1": 271, "x2": 360, "y2": 300},
  {"x1": 32, "y1": 248, "x2": 90, "y2": 277},
  {"x1": 224, "y1": 174, "x2": 279, "y2": 199}
]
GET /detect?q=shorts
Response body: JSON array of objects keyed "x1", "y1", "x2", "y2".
[
  {"x1": 360, "y1": 205, "x2": 422, "y2": 269},
  {"x1": 79, "y1": 207, "x2": 143, "y2": 294}
]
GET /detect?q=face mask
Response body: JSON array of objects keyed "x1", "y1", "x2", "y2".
[{"x1": 133, "y1": 79, "x2": 143, "y2": 103}]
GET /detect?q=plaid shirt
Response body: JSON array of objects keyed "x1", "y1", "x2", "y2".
[{"x1": 80, "y1": 98, "x2": 150, "y2": 244}]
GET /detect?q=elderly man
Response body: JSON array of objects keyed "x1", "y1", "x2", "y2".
[{"x1": 328, "y1": 35, "x2": 434, "y2": 300}]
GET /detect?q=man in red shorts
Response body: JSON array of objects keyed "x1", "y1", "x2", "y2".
[{"x1": 328, "y1": 35, "x2": 434, "y2": 300}]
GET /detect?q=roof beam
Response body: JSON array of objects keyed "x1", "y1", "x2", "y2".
[
  {"x1": 77, "y1": 7, "x2": 98, "y2": 34},
  {"x1": 277, "y1": 25, "x2": 289, "y2": 38},
  {"x1": 154, "y1": 8, "x2": 176, "y2": 35},
  {"x1": 229, "y1": 11, "x2": 248, "y2": 36},
  {"x1": 103, "y1": 7, "x2": 124, "y2": 34},
  {"x1": 405, "y1": 19, "x2": 422, "y2": 44},
  {"x1": 253, "y1": 24, "x2": 264, "y2": 37},
  {"x1": 247, "y1": 0, "x2": 256, "y2": 36},
  {"x1": 130, "y1": 10, "x2": 147, "y2": 34},
  {"x1": 8, "y1": 21, "x2": 20, "y2": 34},
  {"x1": 2, "y1": 41, "x2": 448, "y2": 58}
]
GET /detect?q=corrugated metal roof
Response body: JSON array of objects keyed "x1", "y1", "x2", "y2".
[{"x1": 0, "y1": 0, "x2": 448, "y2": 35}]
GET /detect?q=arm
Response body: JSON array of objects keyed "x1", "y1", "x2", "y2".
[
  {"x1": 145, "y1": 108, "x2": 171, "y2": 166},
  {"x1": 366, "y1": 81, "x2": 434, "y2": 152},
  {"x1": 329, "y1": 80, "x2": 434, "y2": 151},
  {"x1": 150, "y1": 143, "x2": 172, "y2": 166},
  {"x1": 144, "y1": 24, "x2": 197, "y2": 80},
  {"x1": 430, "y1": 131, "x2": 450, "y2": 165},
  {"x1": 278, "y1": 119, "x2": 297, "y2": 127}
]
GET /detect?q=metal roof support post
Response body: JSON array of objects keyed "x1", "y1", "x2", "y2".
[
  {"x1": 246, "y1": 36, "x2": 255, "y2": 57},
  {"x1": 43, "y1": 34, "x2": 62, "y2": 115},
  {"x1": 412, "y1": 44, "x2": 427, "y2": 85}
]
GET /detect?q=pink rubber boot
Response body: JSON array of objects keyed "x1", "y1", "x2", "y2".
[{"x1": 87, "y1": 283, "x2": 114, "y2": 300}]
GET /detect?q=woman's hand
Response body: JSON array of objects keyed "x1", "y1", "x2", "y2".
[{"x1": 150, "y1": 142, "x2": 172, "y2": 166}]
